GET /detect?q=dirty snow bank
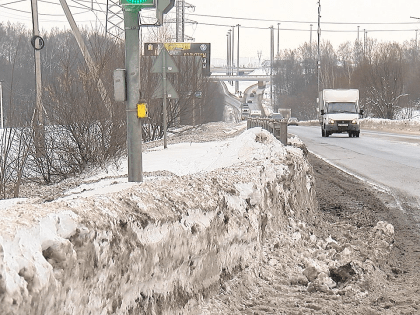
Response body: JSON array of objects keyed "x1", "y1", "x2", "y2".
[
  {"x1": 361, "y1": 117, "x2": 420, "y2": 134},
  {"x1": 299, "y1": 118, "x2": 420, "y2": 134},
  {"x1": 0, "y1": 127, "x2": 319, "y2": 314}
]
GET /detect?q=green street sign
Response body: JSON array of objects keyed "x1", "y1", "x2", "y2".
[{"x1": 120, "y1": 0, "x2": 155, "y2": 11}]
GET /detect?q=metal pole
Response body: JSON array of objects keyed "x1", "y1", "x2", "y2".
[
  {"x1": 231, "y1": 26, "x2": 234, "y2": 79},
  {"x1": 270, "y1": 26, "x2": 274, "y2": 108},
  {"x1": 124, "y1": 10, "x2": 142, "y2": 182},
  {"x1": 310, "y1": 24, "x2": 312, "y2": 46},
  {"x1": 0, "y1": 81, "x2": 3, "y2": 129},
  {"x1": 357, "y1": 25, "x2": 360, "y2": 42},
  {"x1": 277, "y1": 22, "x2": 280, "y2": 57},
  {"x1": 162, "y1": 45, "x2": 168, "y2": 149},
  {"x1": 226, "y1": 31, "x2": 230, "y2": 76},
  {"x1": 236, "y1": 24, "x2": 240, "y2": 93},
  {"x1": 59, "y1": 0, "x2": 112, "y2": 113}
]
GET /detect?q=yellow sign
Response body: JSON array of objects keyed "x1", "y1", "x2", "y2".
[
  {"x1": 137, "y1": 103, "x2": 148, "y2": 118},
  {"x1": 164, "y1": 43, "x2": 191, "y2": 51}
]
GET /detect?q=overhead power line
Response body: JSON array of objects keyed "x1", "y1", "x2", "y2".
[
  {"x1": 189, "y1": 13, "x2": 420, "y2": 26},
  {"x1": 195, "y1": 21, "x2": 419, "y2": 34}
]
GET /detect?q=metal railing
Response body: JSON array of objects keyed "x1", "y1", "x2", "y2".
[{"x1": 247, "y1": 118, "x2": 288, "y2": 145}]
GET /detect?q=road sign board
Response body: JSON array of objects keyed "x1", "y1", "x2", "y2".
[
  {"x1": 144, "y1": 42, "x2": 211, "y2": 76},
  {"x1": 151, "y1": 47, "x2": 179, "y2": 73},
  {"x1": 152, "y1": 79, "x2": 179, "y2": 99}
]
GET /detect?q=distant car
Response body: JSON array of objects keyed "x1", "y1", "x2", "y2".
[
  {"x1": 247, "y1": 100, "x2": 252, "y2": 103},
  {"x1": 288, "y1": 117, "x2": 299, "y2": 126},
  {"x1": 270, "y1": 113, "x2": 284, "y2": 120},
  {"x1": 249, "y1": 92, "x2": 255, "y2": 98}
]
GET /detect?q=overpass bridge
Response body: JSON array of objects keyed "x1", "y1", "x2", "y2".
[{"x1": 208, "y1": 75, "x2": 271, "y2": 82}]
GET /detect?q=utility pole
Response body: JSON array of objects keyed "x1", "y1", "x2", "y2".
[
  {"x1": 124, "y1": 10, "x2": 142, "y2": 182},
  {"x1": 176, "y1": 0, "x2": 185, "y2": 41},
  {"x1": 317, "y1": 0, "x2": 321, "y2": 93},
  {"x1": 162, "y1": 45, "x2": 168, "y2": 149},
  {"x1": 357, "y1": 25, "x2": 360, "y2": 42},
  {"x1": 363, "y1": 29, "x2": 366, "y2": 54},
  {"x1": 231, "y1": 26, "x2": 235, "y2": 86},
  {"x1": 277, "y1": 22, "x2": 280, "y2": 57},
  {"x1": 270, "y1": 25, "x2": 274, "y2": 108},
  {"x1": 310, "y1": 24, "x2": 313, "y2": 46},
  {"x1": 236, "y1": 24, "x2": 240, "y2": 94},
  {"x1": 31, "y1": 0, "x2": 45, "y2": 156}
]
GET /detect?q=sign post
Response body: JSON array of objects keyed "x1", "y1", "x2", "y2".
[{"x1": 151, "y1": 46, "x2": 179, "y2": 149}]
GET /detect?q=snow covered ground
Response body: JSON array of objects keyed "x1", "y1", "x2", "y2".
[
  {"x1": 0, "y1": 123, "x2": 318, "y2": 314},
  {"x1": 0, "y1": 117, "x2": 416, "y2": 314}
]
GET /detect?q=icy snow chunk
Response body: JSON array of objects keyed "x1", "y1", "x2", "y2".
[{"x1": 374, "y1": 221, "x2": 394, "y2": 236}]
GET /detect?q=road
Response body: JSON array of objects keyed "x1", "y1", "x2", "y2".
[{"x1": 289, "y1": 125, "x2": 420, "y2": 204}]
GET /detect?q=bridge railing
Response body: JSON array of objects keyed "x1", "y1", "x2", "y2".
[{"x1": 247, "y1": 118, "x2": 288, "y2": 145}]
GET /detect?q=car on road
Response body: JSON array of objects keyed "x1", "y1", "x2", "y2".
[{"x1": 288, "y1": 117, "x2": 299, "y2": 126}]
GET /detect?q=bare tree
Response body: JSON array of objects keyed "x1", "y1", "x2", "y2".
[{"x1": 360, "y1": 43, "x2": 407, "y2": 119}]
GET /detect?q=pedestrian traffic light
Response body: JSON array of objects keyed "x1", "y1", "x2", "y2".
[{"x1": 120, "y1": 0, "x2": 155, "y2": 11}]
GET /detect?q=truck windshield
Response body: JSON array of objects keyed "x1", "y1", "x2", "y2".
[{"x1": 327, "y1": 102, "x2": 357, "y2": 113}]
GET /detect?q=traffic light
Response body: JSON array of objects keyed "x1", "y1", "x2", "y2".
[{"x1": 120, "y1": 0, "x2": 155, "y2": 11}]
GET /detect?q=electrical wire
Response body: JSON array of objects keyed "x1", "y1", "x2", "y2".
[
  {"x1": 194, "y1": 21, "x2": 419, "y2": 34},
  {"x1": 188, "y1": 13, "x2": 420, "y2": 26}
]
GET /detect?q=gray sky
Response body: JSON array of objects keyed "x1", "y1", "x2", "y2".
[{"x1": 1, "y1": 0, "x2": 420, "y2": 61}]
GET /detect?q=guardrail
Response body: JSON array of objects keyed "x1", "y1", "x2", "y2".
[{"x1": 247, "y1": 118, "x2": 288, "y2": 145}]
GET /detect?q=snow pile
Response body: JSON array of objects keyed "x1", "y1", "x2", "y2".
[
  {"x1": 0, "y1": 127, "x2": 318, "y2": 314},
  {"x1": 361, "y1": 118, "x2": 420, "y2": 133}
]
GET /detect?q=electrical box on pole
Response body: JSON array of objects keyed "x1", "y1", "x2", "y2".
[{"x1": 156, "y1": 0, "x2": 175, "y2": 24}]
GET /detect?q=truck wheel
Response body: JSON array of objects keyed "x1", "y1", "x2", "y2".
[
  {"x1": 356, "y1": 132, "x2": 360, "y2": 137},
  {"x1": 349, "y1": 132, "x2": 353, "y2": 137},
  {"x1": 325, "y1": 131, "x2": 330, "y2": 137},
  {"x1": 321, "y1": 128, "x2": 325, "y2": 137}
]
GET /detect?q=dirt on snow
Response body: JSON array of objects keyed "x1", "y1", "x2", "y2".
[
  {"x1": 15, "y1": 122, "x2": 420, "y2": 314},
  {"x1": 199, "y1": 149, "x2": 420, "y2": 315}
]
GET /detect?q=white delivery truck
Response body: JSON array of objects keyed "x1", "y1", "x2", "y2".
[
  {"x1": 250, "y1": 110, "x2": 262, "y2": 118},
  {"x1": 318, "y1": 89, "x2": 364, "y2": 138}
]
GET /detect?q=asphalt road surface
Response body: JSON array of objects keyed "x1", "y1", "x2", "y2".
[{"x1": 289, "y1": 126, "x2": 420, "y2": 204}]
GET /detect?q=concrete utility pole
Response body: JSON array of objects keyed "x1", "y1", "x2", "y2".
[
  {"x1": 162, "y1": 45, "x2": 169, "y2": 149},
  {"x1": 277, "y1": 22, "x2": 280, "y2": 57},
  {"x1": 236, "y1": 24, "x2": 240, "y2": 93},
  {"x1": 31, "y1": 0, "x2": 45, "y2": 156},
  {"x1": 270, "y1": 25, "x2": 274, "y2": 108},
  {"x1": 317, "y1": 0, "x2": 321, "y2": 93},
  {"x1": 124, "y1": 10, "x2": 142, "y2": 182},
  {"x1": 231, "y1": 26, "x2": 235, "y2": 86},
  {"x1": 226, "y1": 32, "x2": 229, "y2": 75}
]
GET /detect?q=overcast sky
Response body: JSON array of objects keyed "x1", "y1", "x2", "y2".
[{"x1": 1, "y1": 0, "x2": 420, "y2": 61}]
